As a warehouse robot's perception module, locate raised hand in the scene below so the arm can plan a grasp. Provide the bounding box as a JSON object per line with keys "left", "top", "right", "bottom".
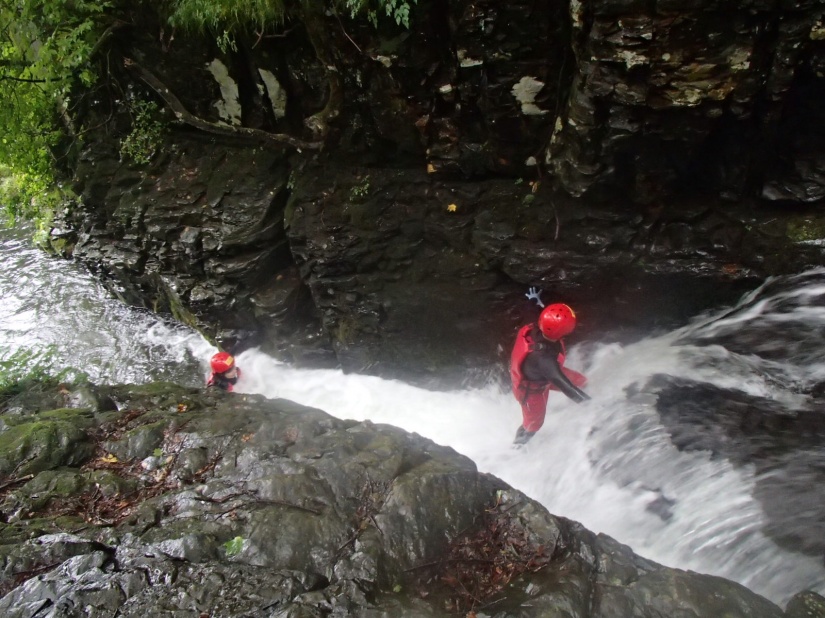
{"left": 525, "top": 287, "right": 544, "bottom": 308}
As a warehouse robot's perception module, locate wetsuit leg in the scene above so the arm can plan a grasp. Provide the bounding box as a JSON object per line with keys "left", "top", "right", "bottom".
{"left": 513, "top": 425, "right": 536, "bottom": 445}
{"left": 521, "top": 388, "right": 550, "bottom": 433}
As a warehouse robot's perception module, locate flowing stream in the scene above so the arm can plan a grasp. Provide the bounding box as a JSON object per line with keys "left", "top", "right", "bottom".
{"left": 1, "top": 224, "right": 823, "bottom": 606}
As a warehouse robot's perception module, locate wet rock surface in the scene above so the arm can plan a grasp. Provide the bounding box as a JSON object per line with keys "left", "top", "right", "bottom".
{"left": 647, "top": 373, "right": 825, "bottom": 564}
{"left": 0, "top": 381, "right": 802, "bottom": 617}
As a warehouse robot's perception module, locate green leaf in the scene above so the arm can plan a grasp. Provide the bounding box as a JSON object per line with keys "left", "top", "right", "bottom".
{"left": 223, "top": 536, "right": 245, "bottom": 556}
{"left": 0, "top": 0, "right": 108, "bottom": 225}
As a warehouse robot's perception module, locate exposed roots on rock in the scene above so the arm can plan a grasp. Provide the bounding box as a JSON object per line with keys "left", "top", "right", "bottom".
{"left": 124, "top": 58, "right": 323, "bottom": 151}
{"left": 33, "top": 414, "right": 222, "bottom": 527}
{"left": 337, "top": 476, "right": 390, "bottom": 554}
{"left": 416, "top": 497, "right": 553, "bottom": 615}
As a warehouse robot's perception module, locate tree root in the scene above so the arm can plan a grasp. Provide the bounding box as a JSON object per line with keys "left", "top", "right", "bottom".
{"left": 123, "top": 58, "right": 323, "bottom": 152}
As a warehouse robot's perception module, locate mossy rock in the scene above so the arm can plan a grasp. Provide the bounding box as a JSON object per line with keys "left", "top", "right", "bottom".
{"left": 0, "top": 528, "right": 106, "bottom": 591}
{"left": 2, "top": 469, "right": 90, "bottom": 514}
{"left": 125, "top": 382, "right": 193, "bottom": 398}
{"left": 104, "top": 420, "right": 167, "bottom": 461}
{"left": 0, "top": 418, "right": 94, "bottom": 476}
{"left": 38, "top": 408, "right": 96, "bottom": 426}
{"left": 1, "top": 408, "right": 95, "bottom": 428}
{"left": 785, "top": 590, "right": 825, "bottom": 618}
{"left": 46, "top": 235, "right": 75, "bottom": 256}
{"left": 121, "top": 383, "right": 203, "bottom": 412}
{"left": 88, "top": 470, "right": 138, "bottom": 498}
{"left": 139, "top": 519, "right": 227, "bottom": 562}
{"left": 0, "top": 515, "right": 85, "bottom": 546}
{"left": 786, "top": 217, "right": 825, "bottom": 243}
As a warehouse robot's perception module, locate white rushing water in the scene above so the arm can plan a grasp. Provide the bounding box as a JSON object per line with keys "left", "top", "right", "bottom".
{"left": 0, "top": 227, "right": 211, "bottom": 385}
{"left": 2, "top": 226, "right": 824, "bottom": 605}
{"left": 233, "top": 330, "right": 825, "bottom": 605}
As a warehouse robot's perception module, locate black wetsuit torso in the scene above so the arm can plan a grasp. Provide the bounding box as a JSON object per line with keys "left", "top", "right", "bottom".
{"left": 208, "top": 373, "right": 238, "bottom": 391}
{"left": 521, "top": 327, "right": 589, "bottom": 403}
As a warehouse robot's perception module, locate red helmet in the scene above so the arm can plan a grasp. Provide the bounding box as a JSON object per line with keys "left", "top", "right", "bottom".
{"left": 538, "top": 303, "right": 577, "bottom": 340}
{"left": 210, "top": 352, "right": 235, "bottom": 373}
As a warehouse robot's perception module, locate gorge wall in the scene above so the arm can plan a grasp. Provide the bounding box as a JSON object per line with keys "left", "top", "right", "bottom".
{"left": 53, "top": 0, "right": 825, "bottom": 385}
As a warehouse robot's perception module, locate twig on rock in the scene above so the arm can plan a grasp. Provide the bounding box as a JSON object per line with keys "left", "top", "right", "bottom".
{"left": 0, "top": 474, "right": 34, "bottom": 492}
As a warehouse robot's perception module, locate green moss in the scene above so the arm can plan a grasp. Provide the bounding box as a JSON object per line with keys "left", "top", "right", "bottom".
{"left": 111, "top": 420, "right": 168, "bottom": 460}
{"left": 94, "top": 409, "right": 125, "bottom": 425}
{"left": 0, "top": 419, "right": 93, "bottom": 476}
{"left": 5, "top": 469, "right": 90, "bottom": 512}
{"left": 0, "top": 516, "right": 85, "bottom": 545}
{"left": 349, "top": 175, "right": 371, "bottom": 203}
{"left": 88, "top": 470, "right": 138, "bottom": 497}
{"left": 38, "top": 407, "right": 96, "bottom": 427}
{"left": 120, "top": 100, "right": 167, "bottom": 165}
{"left": 126, "top": 382, "right": 189, "bottom": 398}
{"left": 168, "top": 292, "right": 200, "bottom": 330}
{"left": 139, "top": 516, "right": 225, "bottom": 545}
{"left": 26, "top": 469, "right": 88, "bottom": 496}
{"left": 148, "top": 276, "right": 200, "bottom": 330}
{"left": 786, "top": 217, "right": 825, "bottom": 243}
{"left": 119, "top": 383, "right": 204, "bottom": 418}
{"left": 335, "top": 316, "right": 358, "bottom": 345}
{"left": 45, "top": 235, "right": 75, "bottom": 256}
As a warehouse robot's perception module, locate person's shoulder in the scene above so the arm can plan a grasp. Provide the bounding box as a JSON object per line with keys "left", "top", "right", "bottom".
{"left": 531, "top": 337, "right": 562, "bottom": 356}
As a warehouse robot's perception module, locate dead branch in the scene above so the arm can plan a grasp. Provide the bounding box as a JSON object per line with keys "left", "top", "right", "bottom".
{"left": 404, "top": 558, "right": 497, "bottom": 572}
{"left": 252, "top": 25, "right": 298, "bottom": 49}
{"left": 123, "top": 58, "right": 323, "bottom": 152}
{"left": 0, "top": 474, "right": 34, "bottom": 492}
{"left": 257, "top": 497, "right": 323, "bottom": 515}
{"left": 191, "top": 490, "right": 323, "bottom": 516}
{"left": 331, "top": 8, "right": 362, "bottom": 53}
{"left": 298, "top": 4, "right": 343, "bottom": 138}
{"left": 0, "top": 75, "right": 54, "bottom": 83}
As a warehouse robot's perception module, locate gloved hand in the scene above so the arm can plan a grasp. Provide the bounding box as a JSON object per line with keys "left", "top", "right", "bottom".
{"left": 525, "top": 287, "right": 544, "bottom": 308}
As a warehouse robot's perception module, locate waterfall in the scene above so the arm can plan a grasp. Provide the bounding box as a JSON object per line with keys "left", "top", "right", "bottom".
{"left": 2, "top": 225, "right": 823, "bottom": 605}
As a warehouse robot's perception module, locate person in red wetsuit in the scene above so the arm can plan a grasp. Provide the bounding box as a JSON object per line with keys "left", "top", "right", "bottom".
{"left": 207, "top": 351, "right": 242, "bottom": 392}
{"left": 510, "top": 302, "right": 589, "bottom": 445}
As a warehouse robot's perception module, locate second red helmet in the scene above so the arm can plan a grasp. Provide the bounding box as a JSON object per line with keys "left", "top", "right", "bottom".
{"left": 538, "top": 303, "right": 577, "bottom": 340}
{"left": 210, "top": 351, "right": 235, "bottom": 373}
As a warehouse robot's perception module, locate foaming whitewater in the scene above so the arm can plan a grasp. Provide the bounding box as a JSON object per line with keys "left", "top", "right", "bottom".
{"left": 0, "top": 226, "right": 214, "bottom": 384}
{"left": 2, "top": 225, "right": 823, "bottom": 605}
{"left": 235, "top": 272, "right": 825, "bottom": 605}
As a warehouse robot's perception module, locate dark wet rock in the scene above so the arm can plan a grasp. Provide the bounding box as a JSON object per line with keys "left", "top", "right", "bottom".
{"left": 647, "top": 374, "right": 825, "bottom": 562}
{"left": 0, "top": 409, "right": 95, "bottom": 477}
{"left": 645, "top": 493, "right": 677, "bottom": 522}
{"left": 49, "top": 1, "right": 825, "bottom": 387}
{"left": 0, "top": 381, "right": 793, "bottom": 616}
{"left": 103, "top": 420, "right": 166, "bottom": 462}
{"left": 785, "top": 590, "right": 825, "bottom": 618}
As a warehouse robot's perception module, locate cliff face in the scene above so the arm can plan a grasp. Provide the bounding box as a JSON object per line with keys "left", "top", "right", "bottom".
{"left": 55, "top": 0, "right": 825, "bottom": 384}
